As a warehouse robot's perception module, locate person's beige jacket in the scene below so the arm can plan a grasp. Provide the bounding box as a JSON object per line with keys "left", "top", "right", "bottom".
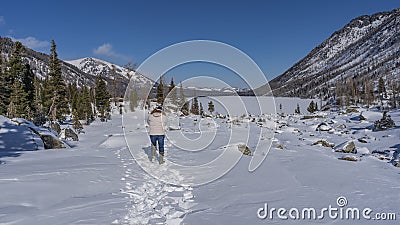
{"left": 147, "top": 112, "right": 167, "bottom": 135}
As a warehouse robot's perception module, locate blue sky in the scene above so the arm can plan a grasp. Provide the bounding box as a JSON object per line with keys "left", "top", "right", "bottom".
{"left": 0, "top": 0, "right": 398, "bottom": 87}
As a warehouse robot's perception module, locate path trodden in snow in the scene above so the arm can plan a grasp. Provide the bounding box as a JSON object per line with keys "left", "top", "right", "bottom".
{"left": 118, "top": 156, "right": 195, "bottom": 225}
{"left": 119, "top": 106, "right": 274, "bottom": 224}
{"left": 119, "top": 110, "right": 197, "bottom": 224}
{"left": 122, "top": 109, "right": 274, "bottom": 187}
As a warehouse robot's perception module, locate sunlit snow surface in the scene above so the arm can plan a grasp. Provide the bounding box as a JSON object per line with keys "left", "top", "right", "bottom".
{"left": 1, "top": 97, "right": 400, "bottom": 224}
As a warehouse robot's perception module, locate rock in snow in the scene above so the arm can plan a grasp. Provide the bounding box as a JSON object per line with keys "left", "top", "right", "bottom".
{"left": 334, "top": 141, "right": 357, "bottom": 154}
{"left": 237, "top": 144, "right": 253, "bottom": 156}
{"left": 316, "top": 122, "right": 334, "bottom": 132}
{"left": 1, "top": 116, "right": 67, "bottom": 150}
{"left": 60, "top": 127, "right": 79, "bottom": 141}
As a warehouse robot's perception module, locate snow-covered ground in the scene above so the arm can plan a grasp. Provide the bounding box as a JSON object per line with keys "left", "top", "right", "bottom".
{"left": 1, "top": 97, "right": 400, "bottom": 224}
{"left": 0, "top": 114, "right": 128, "bottom": 224}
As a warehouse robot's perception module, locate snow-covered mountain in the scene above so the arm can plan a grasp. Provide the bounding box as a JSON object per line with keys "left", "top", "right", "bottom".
{"left": 0, "top": 37, "right": 156, "bottom": 96}
{"left": 268, "top": 8, "right": 400, "bottom": 97}
{"left": 0, "top": 37, "right": 249, "bottom": 97}
{"left": 66, "top": 57, "right": 154, "bottom": 96}
{"left": 66, "top": 57, "right": 152, "bottom": 86}
{"left": 0, "top": 36, "right": 101, "bottom": 88}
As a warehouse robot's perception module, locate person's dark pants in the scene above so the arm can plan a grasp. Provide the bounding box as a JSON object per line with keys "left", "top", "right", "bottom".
{"left": 150, "top": 135, "right": 165, "bottom": 155}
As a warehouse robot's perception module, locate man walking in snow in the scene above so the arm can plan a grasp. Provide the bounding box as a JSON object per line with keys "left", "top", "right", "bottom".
{"left": 147, "top": 106, "right": 167, "bottom": 164}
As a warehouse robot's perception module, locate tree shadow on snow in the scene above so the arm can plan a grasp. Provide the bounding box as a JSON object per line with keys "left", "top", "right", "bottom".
{"left": 0, "top": 120, "right": 38, "bottom": 162}
{"left": 0, "top": 152, "right": 22, "bottom": 165}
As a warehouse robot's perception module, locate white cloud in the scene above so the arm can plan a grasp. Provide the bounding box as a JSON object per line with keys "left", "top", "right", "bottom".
{"left": 93, "top": 43, "right": 131, "bottom": 61}
{"left": 0, "top": 16, "right": 5, "bottom": 25}
{"left": 11, "top": 36, "right": 50, "bottom": 50}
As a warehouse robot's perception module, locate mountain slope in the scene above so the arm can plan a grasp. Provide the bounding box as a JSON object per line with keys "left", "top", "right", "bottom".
{"left": 65, "top": 57, "right": 153, "bottom": 96}
{"left": 0, "top": 36, "right": 99, "bottom": 87}
{"left": 268, "top": 8, "right": 400, "bottom": 98}
{"left": 0, "top": 37, "right": 135, "bottom": 95}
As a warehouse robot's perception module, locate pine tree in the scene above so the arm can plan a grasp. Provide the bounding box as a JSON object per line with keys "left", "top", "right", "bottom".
{"left": 190, "top": 97, "right": 199, "bottom": 115}
{"left": 377, "top": 77, "right": 386, "bottom": 109}
{"left": 208, "top": 101, "right": 215, "bottom": 114}
{"left": 156, "top": 77, "right": 164, "bottom": 105}
{"left": 362, "top": 78, "right": 374, "bottom": 108}
{"left": 32, "top": 76, "right": 46, "bottom": 125}
{"left": 81, "top": 85, "right": 93, "bottom": 124}
{"left": 47, "top": 40, "right": 70, "bottom": 121}
{"left": 76, "top": 90, "right": 85, "bottom": 119}
{"left": 1, "top": 42, "right": 23, "bottom": 114}
{"left": 199, "top": 102, "right": 204, "bottom": 117}
{"left": 181, "top": 102, "right": 189, "bottom": 116}
{"left": 0, "top": 42, "right": 7, "bottom": 115}
{"left": 378, "top": 77, "right": 386, "bottom": 100}
{"left": 95, "top": 75, "right": 111, "bottom": 122}
{"left": 0, "top": 76, "right": 6, "bottom": 115}
{"left": 7, "top": 79, "right": 28, "bottom": 118}
{"left": 72, "top": 109, "right": 83, "bottom": 134}
{"left": 168, "top": 77, "right": 177, "bottom": 105}
{"left": 67, "top": 83, "right": 78, "bottom": 110}
{"left": 7, "top": 101, "right": 16, "bottom": 118}
{"left": 307, "top": 101, "right": 316, "bottom": 113}
{"left": 4, "top": 42, "right": 35, "bottom": 119}
{"left": 169, "top": 77, "right": 175, "bottom": 92}
{"left": 295, "top": 103, "right": 301, "bottom": 114}
{"left": 23, "top": 64, "right": 35, "bottom": 103}
{"left": 41, "top": 76, "right": 52, "bottom": 113}
{"left": 393, "top": 82, "right": 398, "bottom": 109}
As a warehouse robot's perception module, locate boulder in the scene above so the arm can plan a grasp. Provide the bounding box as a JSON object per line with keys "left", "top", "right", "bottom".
{"left": 335, "top": 141, "right": 356, "bottom": 154}
{"left": 359, "top": 113, "right": 366, "bottom": 121}
{"left": 346, "top": 108, "right": 359, "bottom": 113}
{"left": 60, "top": 127, "right": 79, "bottom": 141}
{"left": 357, "top": 147, "right": 370, "bottom": 155}
{"left": 301, "top": 115, "right": 325, "bottom": 120}
{"left": 316, "top": 122, "right": 333, "bottom": 132}
{"left": 28, "top": 127, "right": 66, "bottom": 149}
{"left": 336, "top": 124, "right": 346, "bottom": 130}
{"left": 312, "top": 140, "right": 335, "bottom": 148}
{"left": 358, "top": 138, "right": 368, "bottom": 143}
{"left": 40, "top": 134, "right": 66, "bottom": 149}
{"left": 350, "top": 113, "right": 366, "bottom": 121}
{"left": 238, "top": 144, "right": 253, "bottom": 156}
{"left": 338, "top": 155, "right": 359, "bottom": 162}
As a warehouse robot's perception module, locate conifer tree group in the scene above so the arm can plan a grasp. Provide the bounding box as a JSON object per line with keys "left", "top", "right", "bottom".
{"left": 94, "top": 74, "right": 111, "bottom": 122}
{"left": 0, "top": 40, "right": 112, "bottom": 127}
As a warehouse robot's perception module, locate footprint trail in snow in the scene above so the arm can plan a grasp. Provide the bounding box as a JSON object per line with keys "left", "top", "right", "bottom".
{"left": 116, "top": 144, "right": 196, "bottom": 225}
